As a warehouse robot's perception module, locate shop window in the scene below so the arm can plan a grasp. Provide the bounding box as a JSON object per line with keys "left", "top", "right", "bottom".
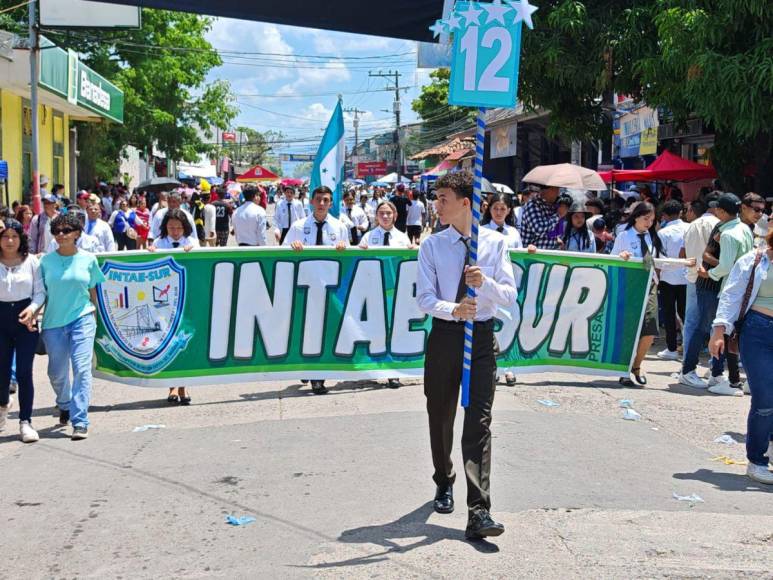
{"left": 22, "top": 105, "right": 32, "bottom": 136}
{"left": 53, "top": 112, "right": 64, "bottom": 184}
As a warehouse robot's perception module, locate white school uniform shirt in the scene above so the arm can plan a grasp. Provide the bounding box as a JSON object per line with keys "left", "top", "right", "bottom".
{"left": 282, "top": 213, "right": 350, "bottom": 247}
{"left": 149, "top": 207, "right": 198, "bottom": 245}
{"left": 483, "top": 221, "right": 523, "bottom": 249}
{"left": 657, "top": 218, "right": 690, "bottom": 285}
{"left": 231, "top": 201, "right": 268, "bottom": 246}
{"left": 203, "top": 204, "right": 216, "bottom": 238}
{"left": 343, "top": 205, "right": 369, "bottom": 232}
{"left": 611, "top": 226, "right": 655, "bottom": 258}
{"left": 85, "top": 218, "right": 117, "bottom": 252}
{"left": 406, "top": 200, "right": 425, "bottom": 226}
{"left": 417, "top": 226, "right": 517, "bottom": 322}
{"left": 0, "top": 254, "right": 46, "bottom": 311}
{"left": 684, "top": 212, "right": 720, "bottom": 283}
{"left": 46, "top": 232, "right": 104, "bottom": 254}
{"left": 153, "top": 235, "right": 198, "bottom": 249}
{"left": 361, "top": 226, "right": 411, "bottom": 247}
{"left": 275, "top": 198, "right": 306, "bottom": 230}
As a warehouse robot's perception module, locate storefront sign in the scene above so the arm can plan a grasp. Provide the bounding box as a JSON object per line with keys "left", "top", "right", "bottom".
{"left": 356, "top": 161, "right": 388, "bottom": 177}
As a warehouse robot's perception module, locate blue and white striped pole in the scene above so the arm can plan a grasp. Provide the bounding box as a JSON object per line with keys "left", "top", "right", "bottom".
{"left": 461, "top": 107, "right": 486, "bottom": 408}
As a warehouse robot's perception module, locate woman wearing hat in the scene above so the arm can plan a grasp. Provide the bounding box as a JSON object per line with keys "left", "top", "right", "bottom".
{"left": 560, "top": 199, "right": 596, "bottom": 254}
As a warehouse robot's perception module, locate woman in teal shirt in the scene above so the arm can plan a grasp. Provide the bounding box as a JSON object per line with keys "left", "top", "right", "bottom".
{"left": 39, "top": 212, "right": 106, "bottom": 440}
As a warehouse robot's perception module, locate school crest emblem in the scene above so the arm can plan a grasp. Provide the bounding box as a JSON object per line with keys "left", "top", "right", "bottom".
{"left": 96, "top": 257, "right": 192, "bottom": 375}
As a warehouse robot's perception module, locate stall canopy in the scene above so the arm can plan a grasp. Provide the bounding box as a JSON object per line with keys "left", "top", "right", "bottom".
{"left": 236, "top": 164, "right": 279, "bottom": 183}
{"left": 600, "top": 151, "right": 718, "bottom": 183}
{"left": 97, "top": 0, "right": 442, "bottom": 42}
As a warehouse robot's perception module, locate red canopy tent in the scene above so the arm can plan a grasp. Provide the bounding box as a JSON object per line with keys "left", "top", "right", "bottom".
{"left": 599, "top": 151, "right": 717, "bottom": 183}
{"left": 280, "top": 178, "right": 305, "bottom": 187}
{"left": 236, "top": 164, "right": 279, "bottom": 182}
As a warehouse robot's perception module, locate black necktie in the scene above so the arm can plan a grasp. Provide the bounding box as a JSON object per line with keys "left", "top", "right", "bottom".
{"left": 287, "top": 202, "right": 291, "bottom": 228}
{"left": 347, "top": 208, "right": 358, "bottom": 244}
{"left": 455, "top": 236, "right": 471, "bottom": 303}
{"left": 383, "top": 231, "right": 390, "bottom": 246}
{"left": 497, "top": 225, "right": 504, "bottom": 233}
{"left": 315, "top": 221, "right": 324, "bottom": 245}
{"left": 637, "top": 233, "right": 650, "bottom": 258}
{"left": 172, "top": 241, "right": 180, "bottom": 248}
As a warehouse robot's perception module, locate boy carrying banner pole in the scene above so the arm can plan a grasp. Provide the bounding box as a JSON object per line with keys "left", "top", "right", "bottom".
{"left": 416, "top": 171, "right": 517, "bottom": 540}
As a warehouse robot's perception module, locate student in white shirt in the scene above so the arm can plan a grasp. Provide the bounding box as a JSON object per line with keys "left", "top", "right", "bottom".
{"left": 612, "top": 201, "right": 669, "bottom": 387}
{"left": 85, "top": 199, "right": 117, "bottom": 252}
{"left": 342, "top": 191, "right": 369, "bottom": 245}
{"left": 416, "top": 171, "right": 516, "bottom": 541}
{"left": 0, "top": 219, "right": 45, "bottom": 442}
{"left": 359, "top": 200, "right": 412, "bottom": 249}
{"left": 656, "top": 200, "right": 691, "bottom": 360}
{"left": 149, "top": 192, "right": 198, "bottom": 246}
{"left": 231, "top": 186, "right": 268, "bottom": 247}
{"left": 406, "top": 194, "right": 426, "bottom": 244}
{"left": 481, "top": 193, "right": 523, "bottom": 249}
{"left": 148, "top": 208, "right": 196, "bottom": 405}
{"left": 283, "top": 186, "right": 348, "bottom": 394}
{"left": 274, "top": 186, "right": 305, "bottom": 244}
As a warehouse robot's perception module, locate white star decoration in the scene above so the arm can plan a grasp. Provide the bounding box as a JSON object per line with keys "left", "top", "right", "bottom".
{"left": 459, "top": 2, "right": 483, "bottom": 26}
{"left": 483, "top": 0, "right": 512, "bottom": 25}
{"left": 444, "top": 13, "right": 462, "bottom": 30}
{"left": 509, "top": 0, "right": 538, "bottom": 29}
{"left": 429, "top": 19, "right": 447, "bottom": 38}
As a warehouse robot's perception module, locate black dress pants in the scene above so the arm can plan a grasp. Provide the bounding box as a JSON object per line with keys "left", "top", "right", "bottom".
{"left": 659, "top": 281, "right": 686, "bottom": 352}
{"left": 424, "top": 318, "right": 497, "bottom": 512}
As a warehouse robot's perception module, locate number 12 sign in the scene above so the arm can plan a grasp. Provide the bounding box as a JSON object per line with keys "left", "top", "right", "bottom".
{"left": 448, "top": 1, "right": 523, "bottom": 109}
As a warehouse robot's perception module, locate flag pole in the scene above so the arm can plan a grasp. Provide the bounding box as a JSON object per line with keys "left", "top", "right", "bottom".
{"left": 461, "top": 107, "right": 486, "bottom": 408}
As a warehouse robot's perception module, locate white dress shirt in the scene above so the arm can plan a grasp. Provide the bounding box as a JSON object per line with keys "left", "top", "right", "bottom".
{"left": 417, "top": 226, "right": 517, "bottom": 321}
{"left": 275, "top": 198, "right": 306, "bottom": 231}
{"left": 483, "top": 221, "right": 523, "bottom": 248}
{"left": 658, "top": 218, "right": 689, "bottom": 285}
{"left": 361, "top": 226, "right": 411, "bottom": 247}
{"left": 0, "top": 255, "right": 46, "bottom": 311}
{"left": 684, "top": 212, "right": 719, "bottom": 283}
{"left": 611, "top": 226, "right": 655, "bottom": 258}
{"left": 203, "top": 204, "right": 216, "bottom": 238}
{"left": 231, "top": 201, "right": 268, "bottom": 246}
{"left": 149, "top": 207, "right": 198, "bottom": 245}
{"left": 343, "top": 205, "right": 369, "bottom": 241}
{"left": 153, "top": 235, "right": 198, "bottom": 249}
{"left": 406, "top": 200, "right": 425, "bottom": 226}
{"left": 85, "top": 218, "right": 117, "bottom": 252}
{"left": 282, "top": 213, "right": 350, "bottom": 247}
{"left": 46, "top": 232, "right": 104, "bottom": 254}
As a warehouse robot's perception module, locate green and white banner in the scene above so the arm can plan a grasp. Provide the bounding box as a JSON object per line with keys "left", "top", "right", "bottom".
{"left": 94, "top": 248, "right": 652, "bottom": 387}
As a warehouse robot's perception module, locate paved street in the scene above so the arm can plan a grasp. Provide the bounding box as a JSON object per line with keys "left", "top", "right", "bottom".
{"left": 2, "top": 342, "right": 772, "bottom": 579}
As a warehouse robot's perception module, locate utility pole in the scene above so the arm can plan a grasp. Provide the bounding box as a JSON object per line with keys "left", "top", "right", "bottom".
{"left": 369, "top": 70, "right": 402, "bottom": 175}
{"left": 343, "top": 107, "right": 364, "bottom": 160}
{"left": 28, "top": 0, "right": 40, "bottom": 214}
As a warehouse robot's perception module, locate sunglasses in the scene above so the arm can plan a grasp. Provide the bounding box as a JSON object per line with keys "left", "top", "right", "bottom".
{"left": 52, "top": 227, "right": 77, "bottom": 235}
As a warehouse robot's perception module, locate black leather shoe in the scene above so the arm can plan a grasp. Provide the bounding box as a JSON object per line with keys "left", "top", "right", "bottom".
{"left": 465, "top": 510, "right": 505, "bottom": 540}
{"left": 387, "top": 379, "right": 401, "bottom": 389}
{"left": 433, "top": 485, "right": 454, "bottom": 514}
{"left": 311, "top": 380, "right": 328, "bottom": 395}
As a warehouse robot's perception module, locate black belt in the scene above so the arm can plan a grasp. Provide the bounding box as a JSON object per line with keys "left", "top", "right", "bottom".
{"left": 432, "top": 318, "right": 493, "bottom": 329}
{"left": 0, "top": 298, "right": 32, "bottom": 309}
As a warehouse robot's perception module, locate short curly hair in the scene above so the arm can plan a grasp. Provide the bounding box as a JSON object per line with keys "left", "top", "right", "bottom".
{"left": 50, "top": 211, "right": 83, "bottom": 234}
{"left": 435, "top": 171, "right": 473, "bottom": 202}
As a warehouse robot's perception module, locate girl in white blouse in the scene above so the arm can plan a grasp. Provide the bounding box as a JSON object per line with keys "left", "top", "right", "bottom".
{"left": 148, "top": 209, "right": 195, "bottom": 405}
{"left": 0, "top": 219, "right": 45, "bottom": 442}
{"left": 482, "top": 194, "right": 523, "bottom": 249}
{"left": 612, "top": 202, "right": 663, "bottom": 387}
{"left": 359, "top": 201, "right": 413, "bottom": 388}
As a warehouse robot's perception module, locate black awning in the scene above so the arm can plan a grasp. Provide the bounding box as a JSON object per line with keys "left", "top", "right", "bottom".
{"left": 96, "top": 0, "right": 444, "bottom": 43}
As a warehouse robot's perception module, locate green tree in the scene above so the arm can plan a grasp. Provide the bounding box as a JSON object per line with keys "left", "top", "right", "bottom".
{"left": 223, "top": 128, "right": 284, "bottom": 167}
{"left": 1, "top": 4, "right": 238, "bottom": 183}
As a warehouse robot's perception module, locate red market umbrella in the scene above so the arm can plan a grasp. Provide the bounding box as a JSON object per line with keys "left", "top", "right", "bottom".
{"left": 236, "top": 164, "right": 279, "bottom": 182}
{"left": 600, "top": 151, "right": 718, "bottom": 183}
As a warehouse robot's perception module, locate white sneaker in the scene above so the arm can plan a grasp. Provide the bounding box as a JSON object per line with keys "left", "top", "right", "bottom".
{"left": 679, "top": 371, "right": 708, "bottom": 389}
{"left": 708, "top": 380, "right": 743, "bottom": 396}
{"left": 708, "top": 374, "right": 728, "bottom": 387}
{"left": 19, "top": 421, "right": 39, "bottom": 443}
{"left": 731, "top": 381, "right": 748, "bottom": 394}
{"left": 0, "top": 406, "right": 8, "bottom": 432}
{"left": 657, "top": 349, "right": 680, "bottom": 361}
{"left": 767, "top": 442, "right": 773, "bottom": 461}
{"left": 747, "top": 463, "right": 773, "bottom": 485}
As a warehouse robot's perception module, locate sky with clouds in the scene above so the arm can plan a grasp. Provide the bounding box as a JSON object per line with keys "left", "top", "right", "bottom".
{"left": 205, "top": 19, "right": 432, "bottom": 157}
